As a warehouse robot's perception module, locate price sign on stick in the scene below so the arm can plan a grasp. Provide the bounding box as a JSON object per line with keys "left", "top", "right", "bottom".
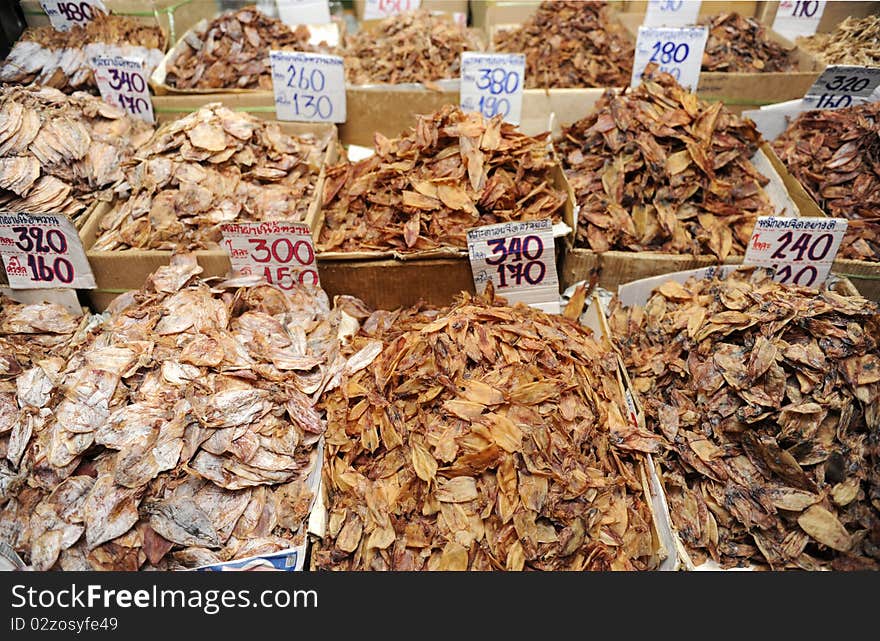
{"left": 40, "top": 0, "right": 106, "bottom": 31}
{"left": 631, "top": 26, "right": 708, "bottom": 91}
{"left": 467, "top": 219, "right": 559, "bottom": 314}
{"left": 803, "top": 65, "right": 880, "bottom": 110}
{"left": 363, "top": 0, "right": 421, "bottom": 20}
{"left": 772, "top": 0, "right": 826, "bottom": 41}
{"left": 0, "top": 213, "right": 95, "bottom": 289}
{"left": 276, "top": 0, "right": 332, "bottom": 26}
{"left": 643, "top": 1, "right": 702, "bottom": 27}
{"left": 270, "top": 51, "right": 346, "bottom": 123}
{"left": 221, "top": 222, "right": 319, "bottom": 289}
{"left": 460, "top": 53, "right": 526, "bottom": 125}
{"left": 90, "top": 55, "right": 155, "bottom": 124}
{"left": 743, "top": 217, "right": 848, "bottom": 287}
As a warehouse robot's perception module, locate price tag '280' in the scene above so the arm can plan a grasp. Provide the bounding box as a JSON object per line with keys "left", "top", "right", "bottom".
{"left": 270, "top": 51, "right": 346, "bottom": 123}
{"left": 90, "top": 55, "right": 155, "bottom": 124}
{"left": 460, "top": 52, "right": 525, "bottom": 125}
{"left": 631, "top": 25, "right": 708, "bottom": 91}
{"left": 221, "top": 221, "right": 319, "bottom": 289}
{"left": 467, "top": 219, "right": 559, "bottom": 314}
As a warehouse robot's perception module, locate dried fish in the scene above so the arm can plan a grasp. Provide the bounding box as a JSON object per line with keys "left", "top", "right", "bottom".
{"left": 313, "top": 287, "right": 663, "bottom": 571}
{"left": 798, "top": 15, "right": 880, "bottom": 67}
{"left": 92, "top": 104, "right": 328, "bottom": 251}
{"left": 701, "top": 13, "right": 796, "bottom": 73}
{"left": 1, "top": 255, "right": 351, "bottom": 569}
{"left": 0, "top": 85, "right": 153, "bottom": 224}
{"left": 165, "top": 6, "right": 332, "bottom": 90}
{"left": 0, "top": 13, "right": 166, "bottom": 94}
{"left": 492, "top": 1, "right": 634, "bottom": 89}
{"left": 773, "top": 102, "right": 880, "bottom": 262}
{"left": 557, "top": 65, "right": 774, "bottom": 258}
{"left": 318, "top": 105, "right": 565, "bottom": 253}
{"left": 342, "top": 10, "right": 482, "bottom": 85}
{"left": 610, "top": 268, "right": 880, "bottom": 570}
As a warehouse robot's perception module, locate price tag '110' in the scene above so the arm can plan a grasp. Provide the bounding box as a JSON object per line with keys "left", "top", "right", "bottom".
{"left": 270, "top": 51, "right": 346, "bottom": 123}
{"left": 632, "top": 26, "right": 708, "bottom": 91}
{"left": 772, "top": 0, "right": 826, "bottom": 41}
{"left": 40, "top": 0, "right": 106, "bottom": 31}
{"left": 467, "top": 219, "right": 559, "bottom": 314}
{"left": 460, "top": 52, "right": 525, "bottom": 125}
{"left": 743, "top": 216, "right": 847, "bottom": 288}
{"left": 221, "top": 221, "right": 319, "bottom": 289}
{"left": 90, "top": 55, "right": 155, "bottom": 124}
{"left": 642, "top": 0, "right": 702, "bottom": 27}
{"left": 0, "top": 213, "right": 95, "bottom": 289}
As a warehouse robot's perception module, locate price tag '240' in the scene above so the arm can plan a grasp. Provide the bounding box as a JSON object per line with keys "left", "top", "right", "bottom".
{"left": 270, "top": 51, "right": 346, "bottom": 123}
{"left": 631, "top": 25, "right": 708, "bottom": 91}
{"left": 460, "top": 52, "right": 526, "bottom": 125}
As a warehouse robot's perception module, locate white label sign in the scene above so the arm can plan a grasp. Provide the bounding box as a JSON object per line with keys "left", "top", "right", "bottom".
{"left": 40, "top": 0, "right": 107, "bottom": 31}
{"left": 771, "top": 0, "right": 826, "bottom": 41}
{"left": 460, "top": 52, "right": 526, "bottom": 125}
{"left": 269, "top": 51, "right": 346, "bottom": 123}
{"left": 803, "top": 65, "right": 880, "bottom": 110}
{"left": 743, "top": 216, "right": 848, "bottom": 288}
{"left": 0, "top": 213, "right": 95, "bottom": 290}
{"left": 90, "top": 55, "right": 155, "bottom": 124}
{"left": 276, "top": 0, "right": 331, "bottom": 26}
{"left": 363, "top": 0, "right": 421, "bottom": 20}
{"left": 221, "top": 221, "right": 320, "bottom": 289}
{"left": 643, "top": 0, "right": 701, "bottom": 27}
{"left": 467, "top": 219, "right": 559, "bottom": 314}
{"left": 632, "top": 26, "right": 708, "bottom": 91}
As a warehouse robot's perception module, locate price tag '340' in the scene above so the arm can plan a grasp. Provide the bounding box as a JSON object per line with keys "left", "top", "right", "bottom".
{"left": 90, "top": 55, "right": 155, "bottom": 124}
{"left": 270, "top": 51, "right": 346, "bottom": 123}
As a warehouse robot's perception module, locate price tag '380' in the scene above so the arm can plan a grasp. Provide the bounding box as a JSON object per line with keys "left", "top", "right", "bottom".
{"left": 460, "top": 52, "right": 526, "bottom": 125}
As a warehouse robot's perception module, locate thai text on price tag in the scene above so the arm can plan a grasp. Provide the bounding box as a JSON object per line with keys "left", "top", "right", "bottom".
{"left": 221, "top": 221, "right": 319, "bottom": 289}
{"left": 40, "top": 0, "right": 106, "bottom": 31}
{"left": 363, "top": 0, "right": 421, "bottom": 20}
{"left": 460, "top": 52, "right": 525, "bottom": 125}
{"left": 803, "top": 65, "right": 880, "bottom": 110}
{"left": 743, "top": 216, "right": 847, "bottom": 287}
{"left": 467, "top": 219, "right": 559, "bottom": 314}
{"left": 270, "top": 51, "right": 346, "bottom": 123}
{"left": 0, "top": 213, "right": 95, "bottom": 290}
{"left": 276, "top": 0, "right": 331, "bottom": 26}
{"left": 642, "top": 0, "right": 701, "bottom": 27}
{"left": 632, "top": 26, "right": 708, "bottom": 91}
{"left": 771, "top": 0, "right": 826, "bottom": 41}
{"left": 90, "top": 54, "right": 155, "bottom": 124}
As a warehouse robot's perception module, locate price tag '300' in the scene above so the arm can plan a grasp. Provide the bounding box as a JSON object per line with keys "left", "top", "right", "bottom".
{"left": 460, "top": 52, "right": 526, "bottom": 125}
{"left": 221, "top": 221, "right": 319, "bottom": 289}
{"left": 632, "top": 25, "right": 708, "bottom": 91}
{"left": 270, "top": 51, "right": 346, "bottom": 123}
{"left": 90, "top": 55, "right": 155, "bottom": 124}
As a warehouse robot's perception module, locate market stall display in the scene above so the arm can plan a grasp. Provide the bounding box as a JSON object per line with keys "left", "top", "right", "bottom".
{"left": 797, "top": 14, "right": 880, "bottom": 66}
{"left": 0, "top": 13, "right": 166, "bottom": 94}
{"left": 773, "top": 102, "right": 880, "bottom": 262}
{"left": 492, "top": 0, "right": 634, "bottom": 89}
{"left": 0, "top": 85, "right": 153, "bottom": 225}
{"left": 313, "top": 288, "right": 665, "bottom": 571}
{"left": 701, "top": 12, "right": 796, "bottom": 73}
{"left": 318, "top": 105, "right": 565, "bottom": 253}
{"left": 91, "top": 104, "right": 330, "bottom": 251}
{"left": 610, "top": 268, "right": 880, "bottom": 570}
{"left": 0, "top": 256, "right": 349, "bottom": 570}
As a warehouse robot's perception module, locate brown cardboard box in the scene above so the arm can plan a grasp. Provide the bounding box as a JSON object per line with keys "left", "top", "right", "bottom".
{"left": 757, "top": 1, "right": 880, "bottom": 33}
{"left": 18, "top": 0, "right": 216, "bottom": 47}
{"left": 79, "top": 121, "right": 338, "bottom": 311}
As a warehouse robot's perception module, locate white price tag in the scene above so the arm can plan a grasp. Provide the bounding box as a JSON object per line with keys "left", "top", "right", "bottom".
{"left": 221, "top": 221, "right": 319, "bottom": 289}
{"left": 276, "top": 0, "right": 331, "bottom": 26}
{"left": 743, "top": 216, "right": 847, "bottom": 288}
{"left": 467, "top": 219, "right": 559, "bottom": 314}
{"left": 0, "top": 213, "right": 95, "bottom": 290}
{"left": 90, "top": 55, "right": 155, "bottom": 124}
{"left": 803, "top": 65, "right": 880, "bottom": 110}
{"left": 771, "top": 0, "right": 826, "bottom": 42}
{"left": 460, "top": 52, "right": 525, "bottom": 125}
{"left": 642, "top": 0, "right": 701, "bottom": 27}
{"left": 39, "top": 0, "right": 106, "bottom": 31}
{"left": 363, "top": 0, "right": 421, "bottom": 20}
{"left": 632, "top": 26, "right": 708, "bottom": 91}
{"left": 270, "top": 51, "right": 346, "bottom": 123}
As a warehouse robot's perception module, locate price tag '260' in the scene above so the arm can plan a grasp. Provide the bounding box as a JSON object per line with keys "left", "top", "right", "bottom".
{"left": 270, "top": 51, "right": 346, "bottom": 123}
{"left": 460, "top": 52, "right": 525, "bottom": 125}
{"left": 632, "top": 25, "right": 708, "bottom": 91}
{"left": 90, "top": 55, "right": 155, "bottom": 124}
{"left": 467, "top": 219, "right": 559, "bottom": 314}
{"left": 221, "top": 221, "right": 319, "bottom": 289}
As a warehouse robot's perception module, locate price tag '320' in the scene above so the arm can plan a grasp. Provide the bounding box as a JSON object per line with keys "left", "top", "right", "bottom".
{"left": 460, "top": 52, "right": 526, "bottom": 125}
{"left": 221, "top": 221, "right": 319, "bottom": 289}
{"left": 270, "top": 51, "right": 346, "bottom": 123}
{"left": 632, "top": 25, "right": 708, "bottom": 91}
{"left": 90, "top": 54, "right": 155, "bottom": 124}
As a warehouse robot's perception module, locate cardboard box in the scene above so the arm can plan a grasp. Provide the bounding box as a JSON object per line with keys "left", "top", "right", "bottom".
{"left": 757, "top": 1, "right": 880, "bottom": 33}
{"left": 18, "top": 0, "right": 216, "bottom": 48}
{"left": 79, "top": 121, "right": 338, "bottom": 311}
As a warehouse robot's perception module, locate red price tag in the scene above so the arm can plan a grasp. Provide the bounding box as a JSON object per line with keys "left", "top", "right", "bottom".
{"left": 221, "top": 222, "right": 319, "bottom": 289}
{"left": 0, "top": 213, "right": 95, "bottom": 289}
{"left": 363, "top": 0, "right": 421, "bottom": 20}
